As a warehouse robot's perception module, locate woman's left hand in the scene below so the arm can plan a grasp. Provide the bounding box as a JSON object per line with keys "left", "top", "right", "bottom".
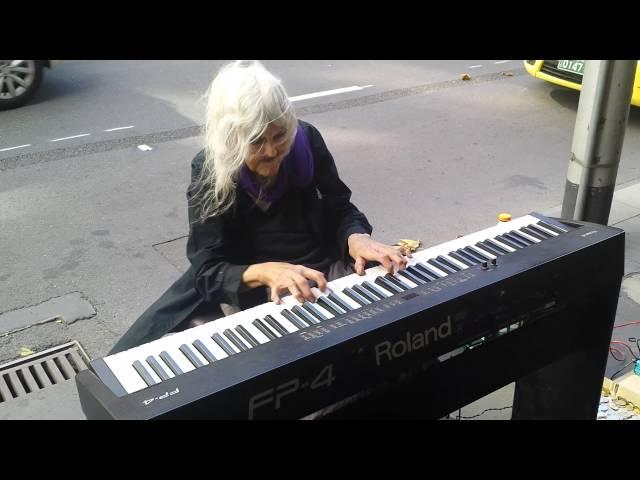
{"left": 347, "top": 233, "right": 412, "bottom": 275}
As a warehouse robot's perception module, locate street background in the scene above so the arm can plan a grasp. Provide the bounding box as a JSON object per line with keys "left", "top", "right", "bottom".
{"left": 2, "top": 60, "right": 640, "bottom": 418}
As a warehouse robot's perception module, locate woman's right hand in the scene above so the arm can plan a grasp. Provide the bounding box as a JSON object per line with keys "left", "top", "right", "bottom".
{"left": 242, "top": 262, "right": 328, "bottom": 304}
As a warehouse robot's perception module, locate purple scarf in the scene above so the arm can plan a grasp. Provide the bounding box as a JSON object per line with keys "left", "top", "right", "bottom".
{"left": 239, "top": 126, "right": 314, "bottom": 205}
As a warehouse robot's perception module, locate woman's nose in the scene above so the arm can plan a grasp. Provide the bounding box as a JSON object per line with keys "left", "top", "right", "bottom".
{"left": 264, "top": 140, "right": 278, "bottom": 158}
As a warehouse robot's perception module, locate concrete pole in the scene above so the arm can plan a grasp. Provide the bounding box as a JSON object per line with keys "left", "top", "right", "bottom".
{"left": 561, "top": 60, "right": 636, "bottom": 225}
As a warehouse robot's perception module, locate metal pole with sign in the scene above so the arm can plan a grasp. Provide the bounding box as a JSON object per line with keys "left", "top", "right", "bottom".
{"left": 560, "top": 60, "right": 636, "bottom": 225}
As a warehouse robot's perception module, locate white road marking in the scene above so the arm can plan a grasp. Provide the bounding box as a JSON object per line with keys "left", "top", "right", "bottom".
{"left": 494, "top": 60, "right": 511, "bottom": 64}
{"left": 13, "top": 85, "right": 377, "bottom": 150}
{"left": 0, "top": 144, "right": 31, "bottom": 152}
{"left": 469, "top": 65, "right": 483, "bottom": 69}
{"left": 104, "top": 125, "right": 134, "bottom": 132}
{"left": 289, "top": 85, "right": 373, "bottom": 102}
{"left": 50, "top": 133, "right": 91, "bottom": 142}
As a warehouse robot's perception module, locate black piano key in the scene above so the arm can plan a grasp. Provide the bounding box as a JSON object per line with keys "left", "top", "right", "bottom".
{"left": 316, "top": 296, "right": 343, "bottom": 316}
{"left": 362, "top": 281, "right": 388, "bottom": 299}
{"left": 193, "top": 339, "right": 218, "bottom": 362}
{"left": 132, "top": 360, "right": 158, "bottom": 387}
{"left": 501, "top": 232, "right": 528, "bottom": 248}
{"left": 179, "top": 344, "right": 205, "bottom": 368}
{"left": 302, "top": 301, "right": 330, "bottom": 321}
{"left": 414, "top": 262, "right": 443, "bottom": 279}
{"left": 384, "top": 273, "right": 411, "bottom": 290}
{"left": 375, "top": 276, "right": 403, "bottom": 294}
{"left": 528, "top": 223, "right": 555, "bottom": 238}
{"left": 253, "top": 319, "right": 278, "bottom": 340}
{"left": 476, "top": 241, "right": 503, "bottom": 257}
{"left": 224, "top": 329, "right": 249, "bottom": 352}
{"left": 495, "top": 234, "right": 522, "bottom": 250}
{"left": 456, "top": 248, "right": 482, "bottom": 264}
{"left": 159, "top": 351, "right": 183, "bottom": 376}
{"left": 509, "top": 230, "right": 535, "bottom": 245}
{"left": 427, "top": 258, "right": 456, "bottom": 274}
{"left": 211, "top": 333, "right": 237, "bottom": 356}
{"left": 406, "top": 265, "right": 434, "bottom": 281}
{"left": 146, "top": 356, "right": 171, "bottom": 381}
{"left": 436, "top": 255, "right": 463, "bottom": 272}
{"left": 537, "top": 220, "right": 567, "bottom": 234}
{"left": 264, "top": 315, "right": 289, "bottom": 336}
{"left": 448, "top": 250, "right": 475, "bottom": 266}
{"left": 343, "top": 287, "right": 371, "bottom": 306}
{"left": 465, "top": 245, "right": 492, "bottom": 260}
{"left": 520, "top": 226, "right": 547, "bottom": 241}
{"left": 292, "top": 305, "right": 320, "bottom": 324}
{"left": 397, "top": 268, "right": 426, "bottom": 285}
{"left": 236, "top": 325, "right": 260, "bottom": 347}
{"left": 353, "top": 283, "right": 380, "bottom": 302}
{"left": 328, "top": 293, "right": 354, "bottom": 312}
{"left": 281, "top": 309, "right": 308, "bottom": 329}
{"left": 484, "top": 239, "right": 511, "bottom": 254}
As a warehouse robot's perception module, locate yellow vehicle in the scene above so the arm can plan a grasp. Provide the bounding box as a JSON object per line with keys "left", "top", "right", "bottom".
{"left": 523, "top": 60, "right": 640, "bottom": 106}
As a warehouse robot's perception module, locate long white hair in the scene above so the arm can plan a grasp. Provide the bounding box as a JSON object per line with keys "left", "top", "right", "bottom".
{"left": 195, "top": 60, "right": 298, "bottom": 222}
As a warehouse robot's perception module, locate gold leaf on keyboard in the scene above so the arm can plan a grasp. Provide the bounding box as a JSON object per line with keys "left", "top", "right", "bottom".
{"left": 395, "top": 239, "right": 421, "bottom": 252}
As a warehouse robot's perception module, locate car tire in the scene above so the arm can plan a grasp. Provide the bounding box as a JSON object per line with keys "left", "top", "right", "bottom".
{"left": 0, "top": 60, "right": 44, "bottom": 111}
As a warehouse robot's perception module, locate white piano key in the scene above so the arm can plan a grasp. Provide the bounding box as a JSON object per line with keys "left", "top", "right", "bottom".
{"left": 513, "top": 228, "right": 542, "bottom": 243}
{"left": 236, "top": 316, "right": 272, "bottom": 344}
{"left": 440, "top": 254, "right": 469, "bottom": 270}
{"left": 532, "top": 221, "right": 561, "bottom": 236}
{"left": 487, "top": 237, "right": 517, "bottom": 253}
{"left": 319, "top": 285, "right": 361, "bottom": 310}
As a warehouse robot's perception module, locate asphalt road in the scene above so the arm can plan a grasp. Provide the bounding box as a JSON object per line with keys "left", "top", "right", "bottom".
{"left": 2, "top": 59, "right": 640, "bottom": 377}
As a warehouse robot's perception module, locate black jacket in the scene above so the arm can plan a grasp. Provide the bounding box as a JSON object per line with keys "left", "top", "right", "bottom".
{"left": 109, "top": 121, "right": 372, "bottom": 354}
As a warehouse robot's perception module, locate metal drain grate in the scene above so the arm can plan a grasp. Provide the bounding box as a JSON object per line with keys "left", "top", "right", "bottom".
{"left": 0, "top": 341, "right": 90, "bottom": 404}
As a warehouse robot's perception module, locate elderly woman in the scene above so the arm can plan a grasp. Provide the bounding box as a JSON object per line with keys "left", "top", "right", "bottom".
{"left": 110, "top": 60, "right": 409, "bottom": 355}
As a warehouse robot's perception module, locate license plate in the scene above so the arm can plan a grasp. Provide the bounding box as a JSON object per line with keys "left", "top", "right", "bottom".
{"left": 557, "top": 60, "right": 585, "bottom": 75}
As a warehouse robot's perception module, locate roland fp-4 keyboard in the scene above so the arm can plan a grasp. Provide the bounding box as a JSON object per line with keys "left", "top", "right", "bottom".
{"left": 76, "top": 213, "right": 624, "bottom": 419}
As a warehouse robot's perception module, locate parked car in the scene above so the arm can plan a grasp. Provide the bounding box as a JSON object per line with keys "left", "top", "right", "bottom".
{"left": 0, "top": 60, "right": 63, "bottom": 110}
{"left": 523, "top": 60, "right": 640, "bottom": 107}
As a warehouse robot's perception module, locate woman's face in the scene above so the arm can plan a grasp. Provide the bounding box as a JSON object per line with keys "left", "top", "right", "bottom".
{"left": 245, "top": 124, "right": 290, "bottom": 178}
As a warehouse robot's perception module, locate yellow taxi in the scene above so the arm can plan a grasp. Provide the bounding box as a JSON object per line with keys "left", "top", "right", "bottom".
{"left": 523, "top": 60, "right": 640, "bottom": 106}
